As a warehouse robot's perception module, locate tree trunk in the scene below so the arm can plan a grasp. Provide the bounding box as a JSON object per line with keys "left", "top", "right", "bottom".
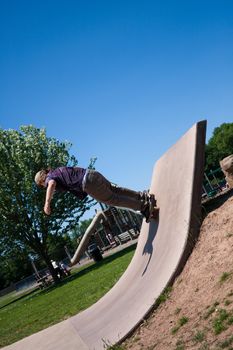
{"left": 32, "top": 242, "right": 60, "bottom": 284}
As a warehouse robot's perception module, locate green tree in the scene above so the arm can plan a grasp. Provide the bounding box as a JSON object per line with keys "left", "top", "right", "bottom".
{"left": 205, "top": 123, "right": 233, "bottom": 172}
{"left": 47, "top": 233, "right": 74, "bottom": 262}
{"left": 0, "top": 125, "right": 95, "bottom": 283}
{"left": 70, "top": 218, "right": 93, "bottom": 246}
{"left": 0, "top": 244, "right": 33, "bottom": 289}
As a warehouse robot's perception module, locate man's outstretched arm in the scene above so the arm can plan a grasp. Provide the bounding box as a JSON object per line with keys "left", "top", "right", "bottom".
{"left": 44, "top": 179, "right": 56, "bottom": 215}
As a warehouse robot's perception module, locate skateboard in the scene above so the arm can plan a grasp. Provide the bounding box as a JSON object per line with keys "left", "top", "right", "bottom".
{"left": 147, "top": 193, "right": 159, "bottom": 222}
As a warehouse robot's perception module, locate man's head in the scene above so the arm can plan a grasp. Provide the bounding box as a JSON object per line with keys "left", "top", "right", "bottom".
{"left": 34, "top": 169, "right": 49, "bottom": 188}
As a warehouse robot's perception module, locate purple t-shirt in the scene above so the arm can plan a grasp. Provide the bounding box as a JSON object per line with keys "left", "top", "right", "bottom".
{"left": 46, "top": 167, "right": 88, "bottom": 200}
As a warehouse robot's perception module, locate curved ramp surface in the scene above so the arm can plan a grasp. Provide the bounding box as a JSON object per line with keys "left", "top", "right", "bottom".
{"left": 4, "top": 121, "right": 206, "bottom": 350}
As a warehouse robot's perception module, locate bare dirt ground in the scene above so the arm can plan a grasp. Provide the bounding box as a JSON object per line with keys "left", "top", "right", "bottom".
{"left": 124, "top": 192, "right": 233, "bottom": 350}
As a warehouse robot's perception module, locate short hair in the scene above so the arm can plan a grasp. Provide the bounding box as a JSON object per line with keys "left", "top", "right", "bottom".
{"left": 34, "top": 169, "right": 48, "bottom": 186}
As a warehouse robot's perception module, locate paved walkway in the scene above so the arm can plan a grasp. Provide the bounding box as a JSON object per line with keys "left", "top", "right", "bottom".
{"left": 71, "top": 238, "right": 138, "bottom": 269}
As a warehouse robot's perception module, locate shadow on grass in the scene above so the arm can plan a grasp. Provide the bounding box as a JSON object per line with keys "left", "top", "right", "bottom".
{"left": 1, "top": 243, "right": 137, "bottom": 307}
{"left": 0, "top": 288, "right": 41, "bottom": 310}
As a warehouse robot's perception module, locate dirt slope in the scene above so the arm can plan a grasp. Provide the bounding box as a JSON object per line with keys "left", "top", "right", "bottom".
{"left": 124, "top": 192, "right": 233, "bottom": 350}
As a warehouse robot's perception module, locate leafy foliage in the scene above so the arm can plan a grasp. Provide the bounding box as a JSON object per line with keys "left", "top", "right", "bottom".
{"left": 0, "top": 244, "right": 33, "bottom": 289}
{"left": 70, "top": 218, "right": 93, "bottom": 246}
{"left": 205, "top": 123, "right": 233, "bottom": 172}
{"left": 0, "top": 125, "right": 95, "bottom": 284}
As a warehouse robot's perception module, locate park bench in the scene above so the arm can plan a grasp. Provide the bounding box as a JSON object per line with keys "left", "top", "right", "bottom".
{"left": 115, "top": 231, "right": 133, "bottom": 244}
{"left": 36, "top": 275, "right": 51, "bottom": 289}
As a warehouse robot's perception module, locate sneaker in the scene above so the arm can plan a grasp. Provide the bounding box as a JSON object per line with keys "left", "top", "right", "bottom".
{"left": 150, "top": 192, "right": 156, "bottom": 204}
{"left": 141, "top": 202, "right": 151, "bottom": 223}
{"left": 141, "top": 194, "right": 159, "bottom": 222}
{"left": 140, "top": 190, "right": 150, "bottom": 203}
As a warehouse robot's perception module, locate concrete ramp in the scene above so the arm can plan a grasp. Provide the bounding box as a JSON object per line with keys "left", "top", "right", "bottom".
{"left": 4, "top": 121, "right": 206, "bottom": 350}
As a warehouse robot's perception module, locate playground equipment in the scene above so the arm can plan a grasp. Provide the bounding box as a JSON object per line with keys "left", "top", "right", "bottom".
{"left": 70, "top": 211, "right": 107, "bottom": 266}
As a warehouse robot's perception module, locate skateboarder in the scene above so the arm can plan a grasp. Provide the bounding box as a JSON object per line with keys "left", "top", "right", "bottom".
{"left": 34, "top": 166, "right": 159, "bottom": 222}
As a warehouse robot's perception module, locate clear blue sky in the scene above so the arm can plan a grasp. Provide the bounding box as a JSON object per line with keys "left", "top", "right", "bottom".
{"left": 1, "top": 0, "right": 233, "bottom": 217}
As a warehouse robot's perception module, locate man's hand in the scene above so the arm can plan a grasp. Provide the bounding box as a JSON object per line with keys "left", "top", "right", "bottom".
{"left": 44, "top": 203, "right": 51, "bottom": 215}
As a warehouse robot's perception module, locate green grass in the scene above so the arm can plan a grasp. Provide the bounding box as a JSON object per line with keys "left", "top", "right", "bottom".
{"left": 212, "top": 308, "right": 229, "bottom": 335}
{"left": 203, "top": 302, "right": 219, "bottom": 319}
{"left": 218, "top": 335, "right": 233, "bottom": 349}
{"left": 192, "top": 330, "right": 206, "bottom": 343}
{"left": 156, "top": 286, "right": 172, "bottom": 306}
{"left": 174, "top": 307, "right": 182, "bottom": 315}
{"left": 102, "top": 337, "right": 126, "bottom": 350}
{"left": 0, "top": 287, "right": 40, "bottom": 309}
{"left": 0, "top": 245, "right": 136, "bottom": 347}
{"left": 171, "top": 316, "right": 189, "bottom": 334}
{"left": 175, "top": 339, "right": 185, "bottom": 350}
{"left": 220, "top": 271, "right": 232, "bottom": 284}
{"left": 0, "top": 291, "right": 20, "bottom": 308}
{"left": 224, "top": 299, "right": 232, "bottom": 306}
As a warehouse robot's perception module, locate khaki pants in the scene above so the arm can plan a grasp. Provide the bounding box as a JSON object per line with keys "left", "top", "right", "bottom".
{"left": 83, "top": 170, "right": 143, "bottom": 211}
